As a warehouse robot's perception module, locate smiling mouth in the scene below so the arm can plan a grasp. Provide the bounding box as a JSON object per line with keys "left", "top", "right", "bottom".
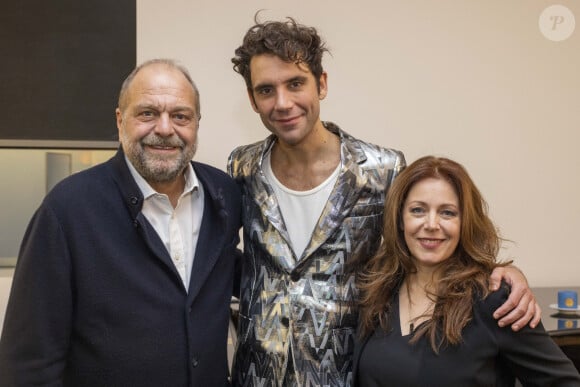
{"left": 149, "top": 145, "right": 178, "bottom": 150}
{"left": 418, "top": 238, "right": 445, "bottom": 248}
{"left": 143, "top": 142, "right": 182, "bottom": 150}
{"left": 275, "top": 115, "right": 301, "bottom": 124}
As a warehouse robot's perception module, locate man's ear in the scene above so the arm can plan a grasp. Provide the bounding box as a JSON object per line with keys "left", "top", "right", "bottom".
{"left": 247, "top": 88, "right": 259, "bottom": 113}
{"left": 318, "top": 71, "right": 328, "bottom": 100}
{"left": 115, "top": 108, "right": 123, "bottom": 135}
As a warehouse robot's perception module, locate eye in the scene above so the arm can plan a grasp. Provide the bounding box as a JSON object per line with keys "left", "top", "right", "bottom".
{"left": 440, "top": 209, "right": 458, "bottom": 218}
{"left": 289, "top": 80, "right": 303, "bottom": 89}
{"left": 138, "top": 110, "right": 156, "bottom": 120}
{"left": 256, "top": 87, "right": 272, "bottom": 96}
{"left": 173, "top": 113, "right": 192, "bottom": 124}
{"left": 409, "top": 206, "right": 425, "bottom": 215}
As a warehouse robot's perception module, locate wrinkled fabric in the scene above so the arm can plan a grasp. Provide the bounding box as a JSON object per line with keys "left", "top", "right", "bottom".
{"left": 228, "top": 123, "right": 405, "bottom": 387}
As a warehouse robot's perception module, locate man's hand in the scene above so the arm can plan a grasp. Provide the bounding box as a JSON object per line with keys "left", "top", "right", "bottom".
{"left": 489, "top": 265, "right": 541, "bottom": 331}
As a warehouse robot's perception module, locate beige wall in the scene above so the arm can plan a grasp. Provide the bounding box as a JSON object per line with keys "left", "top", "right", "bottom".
{"left": 1, "top": 1, "right": 579, "bottom": 328}
{"left": 138, "top": 0, "right": 580, "bottom": 287}
{"left": 0, "top": 269, "right": 13, "bottom": 332}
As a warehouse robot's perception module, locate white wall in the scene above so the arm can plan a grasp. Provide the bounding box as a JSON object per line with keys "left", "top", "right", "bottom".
{"left": 137, "top": 0, "right": 580, "bottom": 287}
{"left": 1, "top": 1, "right": 579, "bottom": 329}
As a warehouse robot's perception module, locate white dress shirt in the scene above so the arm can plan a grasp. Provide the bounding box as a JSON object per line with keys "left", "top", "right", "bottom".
{"left": 125, "top": 156, "right": 204, "bottom": 290}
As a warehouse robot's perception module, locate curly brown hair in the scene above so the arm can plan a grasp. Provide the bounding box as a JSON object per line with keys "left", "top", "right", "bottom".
{"left": 232, "top": 14, "right": 329, "bottom": 92}
{"left": 358, "top": 156, "right": 511, "bottom": 352}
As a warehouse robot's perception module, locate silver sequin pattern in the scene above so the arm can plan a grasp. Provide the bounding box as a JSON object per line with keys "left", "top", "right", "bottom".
{"left": 228, "top": 122, "right": 405, "bottom": 387}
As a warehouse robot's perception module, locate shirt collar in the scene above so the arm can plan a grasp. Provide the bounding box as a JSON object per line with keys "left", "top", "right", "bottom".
{"left": 124, "top": 155, "right": 199, "bottom": 199}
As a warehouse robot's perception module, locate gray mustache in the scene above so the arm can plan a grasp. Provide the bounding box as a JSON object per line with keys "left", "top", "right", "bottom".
{"left": 142, "top": 136, "right": 183, "bottom": 148}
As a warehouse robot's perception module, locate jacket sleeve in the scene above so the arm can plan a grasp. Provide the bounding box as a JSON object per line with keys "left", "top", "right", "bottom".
{"left": 0, "top": 204, "right": 71, "bottom": 386}
{"left": 481, "top": 285, "right": 580, "bottom": 386}
{"left": 226, "top": 147, "right": 245, "bottom": 299}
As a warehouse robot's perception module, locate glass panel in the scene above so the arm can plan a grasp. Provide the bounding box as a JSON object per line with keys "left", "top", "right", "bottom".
{"left": 0, "top": 148, "right": 116, "bottom": 266}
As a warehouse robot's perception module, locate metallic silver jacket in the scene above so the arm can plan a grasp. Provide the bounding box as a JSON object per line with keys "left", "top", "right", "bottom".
{"left": 228, "top": 123, "right": 405, "bottom": 387}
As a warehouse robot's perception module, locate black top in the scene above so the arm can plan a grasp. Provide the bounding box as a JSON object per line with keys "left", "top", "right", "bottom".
{"left": 354, "top": 284, "right": 580, "bottom": 386}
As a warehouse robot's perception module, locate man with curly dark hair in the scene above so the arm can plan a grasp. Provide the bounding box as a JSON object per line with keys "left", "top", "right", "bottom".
{"left": 227, "top": 15, "right": 539, "bottom": 387}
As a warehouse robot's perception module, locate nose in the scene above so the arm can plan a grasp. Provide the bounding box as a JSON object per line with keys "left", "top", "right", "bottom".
{"left": 154, "top": 113, "right": 174, "bottom": 136}
{"left": 274, "top": 89, "right": 292, "bottom": 111}
{"left": 425, "top": 212, "right": 440, "bottom": 230}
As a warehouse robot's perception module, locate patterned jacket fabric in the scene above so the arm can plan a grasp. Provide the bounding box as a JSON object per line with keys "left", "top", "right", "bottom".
{"left": 228, "top": 122, "right": 406, "bottom": 386}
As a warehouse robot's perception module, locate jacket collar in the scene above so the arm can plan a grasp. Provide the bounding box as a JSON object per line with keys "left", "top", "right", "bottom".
{"left": 109, "top": 147, "right": 231, "bottom": 297}
{"left": 110, "top": 147, "right": 145, "bottom": 221}
{"left": 188, "top": 164, "right": 230, "bottom": 299}
{"left": 298, "top": 122, "right": 369, "bottom": 263}
{"left": 252, "top": 122, "right": 370, "bottom": 265}
{"left": 110, "top": 147, "right": 229, "bottom": 222}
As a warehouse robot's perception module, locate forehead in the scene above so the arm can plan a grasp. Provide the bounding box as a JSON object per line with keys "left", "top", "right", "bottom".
{"left": 249, "top": 54, "right": 313, "bottom": 85}
{"left": 407, "top": 178, "right": 458, "bottom": 203}
{"left": 127, "top": 64, "right": 197, "bottom": 106}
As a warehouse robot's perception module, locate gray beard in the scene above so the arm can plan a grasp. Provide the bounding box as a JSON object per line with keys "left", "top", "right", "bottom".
{"left": 131, "top": 151, "right": 190, "bottom": 183}
{"left": 123, "top": 134, "right": 197, "bottom": 184}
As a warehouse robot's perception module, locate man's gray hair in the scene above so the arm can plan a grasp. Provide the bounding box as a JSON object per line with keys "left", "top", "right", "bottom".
{"left": 117, "top": 59, "right": 201, "bottom": 118}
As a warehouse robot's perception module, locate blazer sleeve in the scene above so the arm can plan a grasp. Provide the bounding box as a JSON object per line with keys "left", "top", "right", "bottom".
{"left": 480, "top": 285, "right": 580, "bottom": 386}
{"left": 0, "top": 204, "right": 71, "bottom": 386}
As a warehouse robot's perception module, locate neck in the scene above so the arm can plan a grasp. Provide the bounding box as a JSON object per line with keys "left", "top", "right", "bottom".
{"left": 409, "top": 268, "right": 438, "bottom": 289}
{"left": 402, "top": 273, "right": 436, "bottom": 334}
{"left": 270, "top": 124, "right": 340, "bottom": 191}
{"left": 405, "top": 274, "right": 433, "bottom": 300}
{"left": 149, "top": 172, "right": 186, "bottom": 208}
{"left": 272, "top": 122, "right": 339, "bottom": 165}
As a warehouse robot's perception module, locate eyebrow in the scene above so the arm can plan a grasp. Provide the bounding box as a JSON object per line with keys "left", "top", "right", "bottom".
{"left": 252, "top": 82, "right": 272, "bottom": 92}
{"left": 407, "top": 201, "right": 459, "bottom": 208}
{"left": 132, "top": 103, "right": 159, "bottom": 111}
{"left": 133, "top": 103, "right": 195, "bottom": 114}
{"left": 253, "top": 75, "right": 309, "bottom": 92}
{"left": 286, "top": 75, "right": 308, "bottom": 84}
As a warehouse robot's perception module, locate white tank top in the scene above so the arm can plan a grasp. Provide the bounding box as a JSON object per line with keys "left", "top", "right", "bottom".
{"left": 263, "top": 151, "right": 340, "bottom": 258}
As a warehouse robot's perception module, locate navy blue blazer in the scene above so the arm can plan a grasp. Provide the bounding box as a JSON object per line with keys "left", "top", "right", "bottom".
{"left": 0, "top": 149, "right": 242, "bottom": 386}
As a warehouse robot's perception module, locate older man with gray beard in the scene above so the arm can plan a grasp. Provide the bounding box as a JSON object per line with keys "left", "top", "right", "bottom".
{"left": 0, "top": 59, "right": 242, "bottom": 387}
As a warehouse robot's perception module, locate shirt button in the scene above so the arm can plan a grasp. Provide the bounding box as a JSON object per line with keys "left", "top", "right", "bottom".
{"left": 191, "top": 357, "right": 199, "bottom": 367}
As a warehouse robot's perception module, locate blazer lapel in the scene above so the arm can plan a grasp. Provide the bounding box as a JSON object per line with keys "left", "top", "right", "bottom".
{"left": 110, "top": 148, "right": 184, "bottom": 285}
{"left": 248, "top": 138, "right": 297, "bottom": 267}
{"left": 298, "top": 127, "right": 368, "bottom": 263}
{"left": 256, "top": 138, "right": 292, "bottom": 238}
{"left": 187, "top": 165, "right": 229, "bottom": 300}
{"left": 135, "top": 212, "right": 184, "bottom": 278}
